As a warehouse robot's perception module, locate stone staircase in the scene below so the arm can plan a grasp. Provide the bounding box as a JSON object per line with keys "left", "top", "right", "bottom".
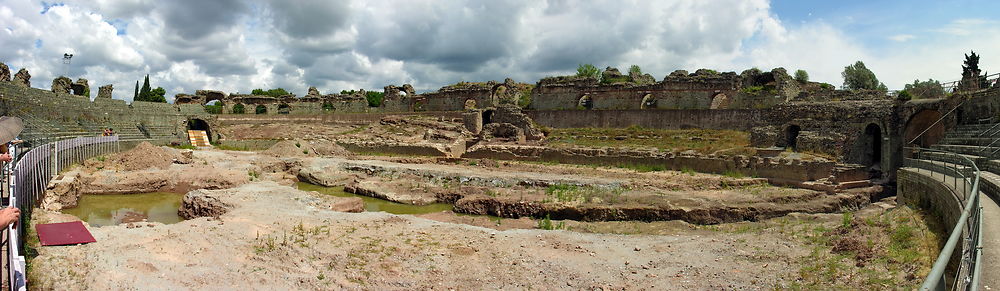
{"left": 913, "top": 122, "right": 1000, "bottom": 289}
{"left": 187, "top": 130, "right": 210, "bottom": 147}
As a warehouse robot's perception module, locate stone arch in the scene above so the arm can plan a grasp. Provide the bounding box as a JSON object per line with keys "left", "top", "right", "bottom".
{"left": 277, "top": 103, "right": 291, "bottom": 114}
{"left": 862, "top": 123, "right": 883, "bottom": 167}
{"left": 709, "top": 92, "right": 730, "bottom": 109}
{"left": 784, "top": 125, "right": 801, "bottom": 151}
{"left": 322, "top": 101, "right": 334, "bottom": 111}
{"left": 232, "top": 103, "right": 245, "bottom": 114}
{"left": 578, "top": 95, "right": 594, "bottom": 110}
{"left": 491, "top": 84, "right": 510, "bottom": 106}
{"left": 640, "top": 94, "right": 656, "bottom": 109}
{"left": 255, "top": 104, "right": 268, "bottom": 114}
{"left": 903, "top": 109, "right": 944, "bottom": 147}
{"left": 187, "top": 118, "right": 213, "bottom": 143}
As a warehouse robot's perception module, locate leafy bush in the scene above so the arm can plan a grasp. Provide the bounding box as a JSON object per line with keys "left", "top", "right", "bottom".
{"left": 601, "top": 76, "right": 630, "bottom": 84}
{"left": 629, "top": 65, "right": 642, "bottom": 75}
{"left": 794, "top": 69, "right": 809, "bottom": 82}
{"left": 819, "top": 83, "right": 835, "bottom": 90}
{"left": 251, "top": 88, "right": 291, "bottom": 97}
{"left": 576, "top": 64, "right": 600, "bottom": 79}
{"left": 365, "top": 91, "right": 385, "bottom": 107}
{"left": 897, "top": 90, "right": 913, "bottom": 101}
{"left": 231, "top": 103, "right": 245, "bottom": 114}
{"left": 903, "top": 79, "right": 945, "bottom": 99}
{"left": 204, "top": 104, "right": 223, "bottom": 114}
{"left": 255, "top": 105, "right": 267, "bottom": 114}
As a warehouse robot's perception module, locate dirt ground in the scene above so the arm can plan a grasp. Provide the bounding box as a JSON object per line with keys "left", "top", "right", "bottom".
{"left": 27, "top": 137, "right": 936, "bottom": 290}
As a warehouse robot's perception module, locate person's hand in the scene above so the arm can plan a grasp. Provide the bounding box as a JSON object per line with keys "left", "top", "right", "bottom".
{"left": 0, "top": 207, "right": 20, "bottom": 228}
{"left": 0, "top": 153, "right": 11, "bottom": 162}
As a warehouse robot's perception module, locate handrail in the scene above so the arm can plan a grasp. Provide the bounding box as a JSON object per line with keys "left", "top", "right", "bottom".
{"left": 4, "top": 135, "right": 120, "bottom": 291}
{"left": 909, "top": 101, "right": 965, "bottom": 145}
{"left": 905, "top": 147, "right": 983, "bottom": 290}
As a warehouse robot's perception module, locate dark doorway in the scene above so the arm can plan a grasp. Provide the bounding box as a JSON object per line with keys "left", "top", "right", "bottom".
{"left": 903, "top": 109, "right": 944, "bottom": 147}
{"left": 578, "top": 95, "right": 594, "bottom": 110}
{"left": 255, "top": 105, "right": 268, "bottom": 114}
{"left": 864, "top": 123, "right": 882, "bottom": 167}
{"left": 483, "top": 110, "right": 494, "bottom": 124}
{"left": 277, "top": 104, "right": 291, "bottom": 114}
{"left": 785, "top": 125, "right": 801, "bottom": 151}
{"left": 188, "top": 118, "right": 212, "bottom": 143}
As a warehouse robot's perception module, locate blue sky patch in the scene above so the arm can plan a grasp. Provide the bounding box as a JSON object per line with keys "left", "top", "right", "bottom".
{"left": 40, "top": 2, "right": 64, "bottom": 14}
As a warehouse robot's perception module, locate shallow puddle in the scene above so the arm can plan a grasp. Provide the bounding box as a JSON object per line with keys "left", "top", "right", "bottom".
{"left": 62, "top": 192, "right": 185, "bottom": 226}
{"left": 296, "top": 182, "right": 454, "bottom": 214}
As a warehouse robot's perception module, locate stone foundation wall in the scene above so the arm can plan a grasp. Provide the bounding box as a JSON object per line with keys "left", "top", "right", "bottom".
{"left": 526, "top": 109, "right": 765, "bottom": 130}
{"left": 215, "top": 111, "right": 464, "bottom": 126}
{"left": 896, "top": 168, "right": 963, "bottom": 235}
{"left": 463, "top": 144, "right": 840, "bottom": 183}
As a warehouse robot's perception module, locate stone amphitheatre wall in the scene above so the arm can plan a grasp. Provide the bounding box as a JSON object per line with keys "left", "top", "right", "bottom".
{"left": 526, "top": 109, "right": 765, "bottom": 131}
{"left": 0, "top": 79, "right": 212, "bottom": 147}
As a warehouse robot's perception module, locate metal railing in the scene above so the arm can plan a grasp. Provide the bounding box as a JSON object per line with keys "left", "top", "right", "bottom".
{"left": 4, "top": 135, "right": 119, "bottom": 291}
{"left": 904, "top": 147, "right": 983, "bottom": 290}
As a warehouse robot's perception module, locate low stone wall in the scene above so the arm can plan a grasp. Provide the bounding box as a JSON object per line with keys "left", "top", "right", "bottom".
{"left": 525, "top": 109, "right": 764, "bottom": 130}
{"left": 216, "top": 111, "right": 464, "bottom": 126}
{"left": 462, "top": 144, "right": 837, "bottom": 183}
{"left": 896, "top": 168, "right": 962, "bottom": 234}
{"left": 336, "top": 140, "right": 464, "bottom": 158}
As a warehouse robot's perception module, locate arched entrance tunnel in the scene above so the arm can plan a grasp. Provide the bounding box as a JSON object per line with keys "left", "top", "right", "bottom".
{"left": 863, "top": 123, "right": 882, "bottom": 169}
{"left": 188, "top": 118, "right": 212, "bottom": 143}
{"left": 784, "top": 125, "right": 801, "bottom": 151}
{"left": 903, "top": 109, "right": 944, "bottom": 148}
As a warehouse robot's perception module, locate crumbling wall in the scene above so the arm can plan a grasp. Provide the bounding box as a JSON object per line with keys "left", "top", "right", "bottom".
{"left": 526, "top": 109, "right": 765, "bottom": 130}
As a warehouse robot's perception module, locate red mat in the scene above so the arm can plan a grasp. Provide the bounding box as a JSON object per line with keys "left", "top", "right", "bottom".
{"left": 36, "top": 221, "right": 96, "bottom": 246}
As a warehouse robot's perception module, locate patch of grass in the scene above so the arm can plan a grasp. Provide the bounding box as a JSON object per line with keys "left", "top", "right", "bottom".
{"left": 95, "top": 156, "right": 106, "bottom": 162}
{"left": 537, "top": 214, "right": 566, "bottom": 230}
{"left": 680, "top": 166, "right": 696, "bottom": 175}
{"left": 722, "top": 170, "right": 746, "bottom": 178}
{"left": 542, "top": 183, "right": 627, "bottom": 204}
{"left": 615, "top": 163, "right": 665, "bottom": 172}
{"left": 295, "top": 142, "right": 301, "bottom": 148}
{"left": 546, "top": 126, "right": 750, "bottom": 154}
{"left": 169, "top": 144, "right": 197, "bottom": 150}
{"left": 248, "top": 170, "right": 260, "bottom": 181}
{"left": 338, "top": 125, "right": 370, "bottom": 135}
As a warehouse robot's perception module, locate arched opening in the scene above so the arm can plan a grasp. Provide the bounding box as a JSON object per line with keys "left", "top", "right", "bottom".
{"left": 232, "top": 103, "right": 245, "bottom": 114}
{"left": 188, "top": 118, "right": 212, "bottom": 143}
{"left": 255, "top": 104, "right": 268, "bottom": 114}
{"left": 784, "top": 125, "right": 801, "bottom": 151}
{"left": 863, "top": 123, "right": 882, "bottom": 168}
{"left": 578, "top": 95, "right": 593, "bottom": 110}
{"left": 204, "top": 100, "right": 223, "bottom": 114}
{"left": 640, "top": 94, "right": 656, "bottom": 109}
{"left": 465, "top": 99, "right": 477, "bottom": 110}
{"left": 322, "top": 101, "right": 334, "bottom": 111}
{"left": 709, "top": 92, "right": 730, "bottom": 109}
{"left": 483, "top": 109, "right": 494, "bottom": 124}
{"left": 903, "top": 109, "right": 944, "bottom": 147}
{"left": 277, "top": 103, "right": 291, "bottom": 115}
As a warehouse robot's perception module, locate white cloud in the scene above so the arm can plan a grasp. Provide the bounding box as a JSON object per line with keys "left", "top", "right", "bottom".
{"left": 1, "top": 0, "right": 998, "bottom": 100}
{"left": 889, "top": 34, "right": 915, "bottom": 42}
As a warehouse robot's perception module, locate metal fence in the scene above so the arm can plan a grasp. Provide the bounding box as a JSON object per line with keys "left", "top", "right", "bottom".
{"left": 4, "top": 135, "right": 119, "bottom": 291}
{"left": 905, "top": 147, "right": 984, "bottom": 290}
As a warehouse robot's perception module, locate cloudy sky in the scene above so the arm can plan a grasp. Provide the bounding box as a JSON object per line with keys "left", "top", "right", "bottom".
{"left": 1, "top": 0, "right": 999, "bottom": 102}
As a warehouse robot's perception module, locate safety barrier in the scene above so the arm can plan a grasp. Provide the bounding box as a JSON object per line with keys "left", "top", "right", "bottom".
{"left": 3, "top": 135, "right": 119, "bottom": 291}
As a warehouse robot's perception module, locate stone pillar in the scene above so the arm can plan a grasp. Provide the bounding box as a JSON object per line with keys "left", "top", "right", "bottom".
{"left": 51, "top": 76, "right": 72, "bottom": 94}
{"left": 97, "top": 84, "right": 113, "bottom": 99}
{"left": 463, "top": 109, "right": 483, "bottom": 134}
{"left": 13, "top": 68, "right": 31, "bottom": 87}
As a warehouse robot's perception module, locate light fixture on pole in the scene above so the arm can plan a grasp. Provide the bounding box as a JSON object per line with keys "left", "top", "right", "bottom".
{"left": 62, "top": 53, "right": 73, "bottom": 76}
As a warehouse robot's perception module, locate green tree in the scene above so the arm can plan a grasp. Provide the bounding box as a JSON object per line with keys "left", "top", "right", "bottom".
{"left": 365, "top": 91, "right": 385, "bottom": 107}
{"left": 149, "top": 87, "right": 167, "bottom": 102}
{"left": 629, "top": 65, "right": 642, "bottom": 75}
{"left": 576, "top": 64, "right": 600, "bottom": 79}
{"left": 251, "top": 88, "right": 291, "bottom": 97}
{"left": 903, "top": 79, "right": 945, "bottom": 99}
{"left": 138, "top": 74, "right": 151, "bottom": 101}
{"left": 841, "top": 61, "right": 885, "bottom": 91}
{"left": 794, "top": 69, "right": 809, "bottom": 82}
{"left": 231, "top": 103, "right": 245, "bottom": 114}
{"left": 133, "top": 80, "right": 139, "bottom": 100}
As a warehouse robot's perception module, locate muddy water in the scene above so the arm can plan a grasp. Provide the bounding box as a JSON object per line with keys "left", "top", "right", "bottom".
{"left": 296, "top": 182, "right": 454, "bottom": 214}
{"left": 62, "top": 192, "right": 185, "bottom": 226}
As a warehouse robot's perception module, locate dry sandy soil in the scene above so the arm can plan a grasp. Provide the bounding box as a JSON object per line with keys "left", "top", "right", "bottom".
{"left": 27, "top": 141, "right": 935, "bottom": 290}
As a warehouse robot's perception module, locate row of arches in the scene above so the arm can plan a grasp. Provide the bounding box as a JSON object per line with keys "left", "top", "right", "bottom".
{"left": 575, "top": 92, "right": 730, "bottom": 110}
{"left": 211, "top": 102, "right": 298, "bottom": 114}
